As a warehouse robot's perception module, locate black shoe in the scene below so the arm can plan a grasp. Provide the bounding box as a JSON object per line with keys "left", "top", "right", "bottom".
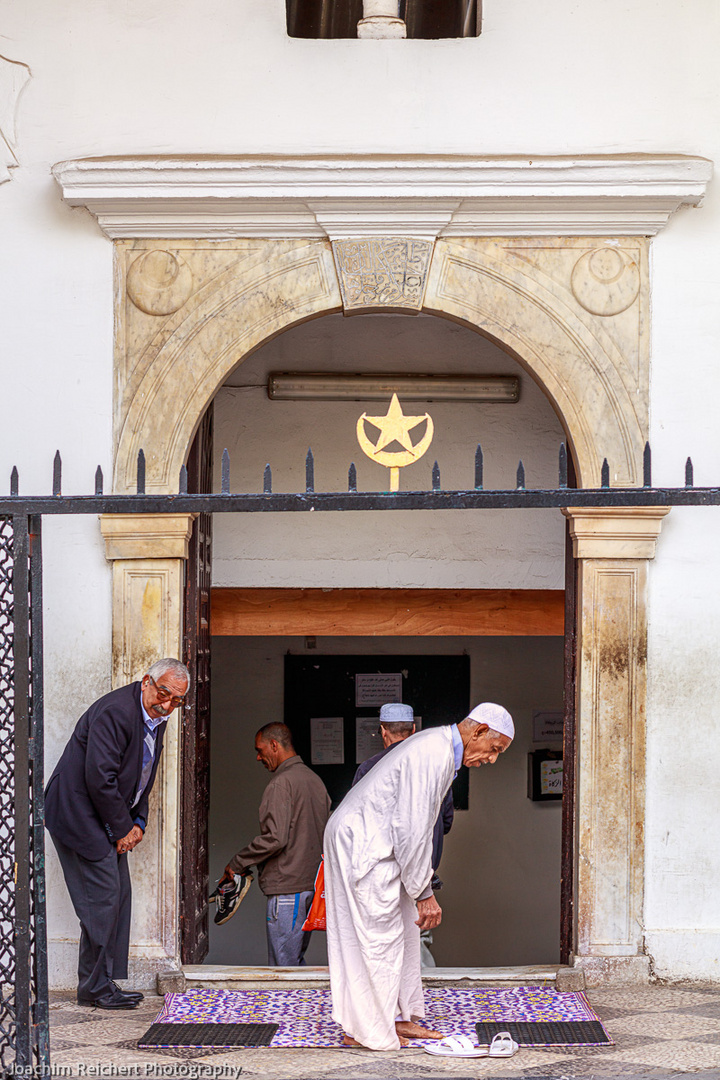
{"left": 77, "top": 988, "right": 139, "bottom": 1009}
{"left": 212, "top": 872, "right": 253, "bottom": 925}
{"left": 112, "top": 981, "right": 143, "bottom": 1002}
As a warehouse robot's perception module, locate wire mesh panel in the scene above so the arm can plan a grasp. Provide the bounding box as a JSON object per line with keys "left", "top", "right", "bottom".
{"left": 0, "top": 516, "right": 17, "bottom": 1069}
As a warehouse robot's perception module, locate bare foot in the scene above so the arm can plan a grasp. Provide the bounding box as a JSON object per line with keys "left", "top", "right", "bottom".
{"left": 395, "top": 1019, "right": 443, "bottom": 1040}
{"left": 343, "top": 1033, "right": 410, "bottom": 1048}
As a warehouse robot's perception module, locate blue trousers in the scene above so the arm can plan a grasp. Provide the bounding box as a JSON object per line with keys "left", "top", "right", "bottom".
{"left": 266, "top": 891, "right": 313, "bottom": 966}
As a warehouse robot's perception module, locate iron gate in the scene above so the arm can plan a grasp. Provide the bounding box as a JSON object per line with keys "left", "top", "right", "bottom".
{"left": 1, "top": 439, "right": 720, "bottom": 1075}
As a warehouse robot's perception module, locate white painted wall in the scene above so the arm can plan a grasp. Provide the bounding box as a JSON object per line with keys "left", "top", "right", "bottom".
{"left": 208, "top": 635, "right": 564, "bottom": 968}
{"left": 0, "top": 0, "right": 718, "bottom": 981}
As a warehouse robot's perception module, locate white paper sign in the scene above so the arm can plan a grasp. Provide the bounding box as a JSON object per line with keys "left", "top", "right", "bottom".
{"left": 355, "top": 717, "right": 383, "bottom": 764}
{"left": 310, "top": 717, "right": 344, "bottom": 765}
{"left": 540, "top": 758, "right": 563, "bottom": 796}
{"left": 355, "top": 673, "right": 403, "bottom": 707}
{"left": 533, "top": 710, "right": 564, "bottom": 744}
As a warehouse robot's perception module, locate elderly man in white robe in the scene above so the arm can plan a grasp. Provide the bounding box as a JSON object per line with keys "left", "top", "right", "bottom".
{"left": 324, "top": 701, "right": 514, "bottom": 1051}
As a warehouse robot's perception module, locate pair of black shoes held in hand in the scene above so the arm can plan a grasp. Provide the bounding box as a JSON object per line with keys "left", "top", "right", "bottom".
{"left": 78, "top": 981, "right": 144, "bottom": 1010}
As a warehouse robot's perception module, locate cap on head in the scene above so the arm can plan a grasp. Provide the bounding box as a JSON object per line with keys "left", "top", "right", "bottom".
{"left": 467, "top": 702, "right": 514, "bottom": 741}
{"left": 379, "top": 702, "right": 414, "bottom": 724}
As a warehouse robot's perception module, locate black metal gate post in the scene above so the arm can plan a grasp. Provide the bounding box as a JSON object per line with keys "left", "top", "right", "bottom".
{"left": 0, "top": 514, "right": 50, "bottom": 1077}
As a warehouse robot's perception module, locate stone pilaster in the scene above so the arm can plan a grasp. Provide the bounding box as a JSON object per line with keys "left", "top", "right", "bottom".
{"left": 563, "top": 507, "right": 670, "bottom": 986}
{"left": 100, "top": 512, "right": 196, "bottom": 986}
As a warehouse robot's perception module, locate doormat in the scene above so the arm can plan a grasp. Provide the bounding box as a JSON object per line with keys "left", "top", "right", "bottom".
{"left": 147, "top": 986, "right": 612, "bottom": 1049}
{"left": 139, "top": 1022, "right": 278, "bottom": 1049}
{"left": 476, "top": 1019, "right": 611, "bottom": 1048}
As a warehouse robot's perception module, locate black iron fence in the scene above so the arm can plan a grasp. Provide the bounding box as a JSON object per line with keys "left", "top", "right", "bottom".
{"left": 1, "top": 440, "right": 719, "bottom": 1075}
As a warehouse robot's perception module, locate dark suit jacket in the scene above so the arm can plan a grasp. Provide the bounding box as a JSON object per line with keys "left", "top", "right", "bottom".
{"left": 45, "top": 682, "right": 167, "bottom": 861}
{"left": 353, "top": 739, "right": 454, "bottom": 872}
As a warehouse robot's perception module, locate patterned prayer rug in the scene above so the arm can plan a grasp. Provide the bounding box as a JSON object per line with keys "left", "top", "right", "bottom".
{"left": 147, "top": 986, "right": 613, "bottom": 1049}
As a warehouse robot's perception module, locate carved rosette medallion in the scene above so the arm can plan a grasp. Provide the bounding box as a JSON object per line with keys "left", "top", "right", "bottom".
{"left": 126, "top": 249, "right": 193, "bottom": 316}
{"left": 571, "top": 246, "right": 641, "bottom": 317}
{"left": 332, "top": 238, "right": 433, "bottom": 313}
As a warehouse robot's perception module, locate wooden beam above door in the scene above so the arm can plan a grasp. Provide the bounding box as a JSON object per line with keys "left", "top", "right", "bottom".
{"left": 211, "top": 588, "right": 564, "bottom": 637}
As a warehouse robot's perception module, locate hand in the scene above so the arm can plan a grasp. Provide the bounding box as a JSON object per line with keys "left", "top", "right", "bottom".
{"left": 223, "top": 865, "right": 236, "bottom": 881}
{"left": 116, "top": 825, "right": 144, "bottom": 854}
{"left": 416, "top": 894, "right": 442, "bottom": 930}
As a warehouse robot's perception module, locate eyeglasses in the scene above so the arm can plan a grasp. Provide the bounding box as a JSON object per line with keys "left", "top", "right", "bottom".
{"left": 148, "top": 675, "right": 187, "bottom": 708}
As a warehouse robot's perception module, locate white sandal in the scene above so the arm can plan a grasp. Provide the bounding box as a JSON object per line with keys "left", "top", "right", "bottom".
{"left": 424, "top": 1031, "right": 519, "bottom": 1058}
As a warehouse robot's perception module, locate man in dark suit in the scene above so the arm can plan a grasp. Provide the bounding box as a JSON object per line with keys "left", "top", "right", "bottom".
{"left": 45, "top": 657, "right": 190, "bottom": 1010}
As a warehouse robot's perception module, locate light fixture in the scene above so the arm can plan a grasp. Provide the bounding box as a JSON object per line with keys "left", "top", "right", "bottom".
{"left": 267, "top": 373, "right": 520, "bottom": 402}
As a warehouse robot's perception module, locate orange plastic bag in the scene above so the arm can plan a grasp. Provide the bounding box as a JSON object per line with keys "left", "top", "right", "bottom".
{"left": 302, "top": 856, "right": 326, "bottom": 932}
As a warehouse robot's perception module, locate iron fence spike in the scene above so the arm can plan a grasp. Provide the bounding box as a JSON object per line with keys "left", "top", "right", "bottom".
{"left": 432, "top": 461, "right": 441, "bottom": 491}
{"left": 601, "top": 458, "right": 610, "bottom": 488}
{"left": 136, "top": 449, "right": 146, "bottom": 495}
{"left": 516, "top": 460, "right": 525, "bottom": 489}
{"left": 643, "top": 442, "right": 652, "bottom": 488}
{"left": 559, "top": 443, "right": 568, "bottom": 489}
{"left": 474, "top": 444, "right": 484, "bottom": 490}
{"left": 94, "top": 467, "right": 103, "bottom": 496}
{"left": 306, "top": 448, "right": 314, "bottom": 493}
{"left": 10, "top": 466, "right": 18, "bottom": 496}
{"left": 179, "top": 464, "right": 188, "bottom": 494}
{"left": 685, "top": 457, "right": 694, "bottom": 488}
{"left": 348, "top": 463, "right": 357, "bottom": 492}
{"left": 52, "top": 451, "right": 62, "bottom": 496}
{"left": 221, "top": 448, "right": 230, "bottom": 494}
{"left": 263, "top": 464, "right": 272, "bottom": 494}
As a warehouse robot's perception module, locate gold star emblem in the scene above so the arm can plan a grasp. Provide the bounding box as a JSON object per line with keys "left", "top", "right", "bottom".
{"left": 357, "top": 393, "right": 434, "bottom": 491}
{"left": 363, "top": 393, "right": 430, "bottom": 455}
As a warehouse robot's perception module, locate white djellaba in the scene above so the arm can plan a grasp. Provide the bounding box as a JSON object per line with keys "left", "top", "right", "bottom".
{"left": 323, "top": 725, "right": 455, "bottom": 1051}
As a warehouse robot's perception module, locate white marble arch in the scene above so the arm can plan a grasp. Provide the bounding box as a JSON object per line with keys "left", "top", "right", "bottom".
{"left": 113, "top": 235, "right": 648, "bottom": 494}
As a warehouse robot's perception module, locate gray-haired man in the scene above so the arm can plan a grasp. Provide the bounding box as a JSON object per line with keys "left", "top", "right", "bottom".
{"left": 45, "top": 658, "right": 190, "bottom": 1010}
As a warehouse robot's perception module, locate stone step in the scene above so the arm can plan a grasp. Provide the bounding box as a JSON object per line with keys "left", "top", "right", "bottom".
{"left": 174, "top": 963, "right": 564, "bottom": 993}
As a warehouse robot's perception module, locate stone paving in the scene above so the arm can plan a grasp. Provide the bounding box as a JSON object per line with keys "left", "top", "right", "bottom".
{"left": 46, "top": 984, "right": 720, "bottom": 1079}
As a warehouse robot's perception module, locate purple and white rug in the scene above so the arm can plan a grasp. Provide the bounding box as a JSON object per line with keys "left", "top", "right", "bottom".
{"left": 148, "top": 985, "right": 611, "bottom": 1048}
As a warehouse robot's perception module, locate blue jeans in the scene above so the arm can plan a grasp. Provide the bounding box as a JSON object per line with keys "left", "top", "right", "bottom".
{"left": 266, "top": 891, "right": 313, "bottom": 966}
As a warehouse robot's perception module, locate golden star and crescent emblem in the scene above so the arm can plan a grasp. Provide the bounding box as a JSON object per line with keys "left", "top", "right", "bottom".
{"left": 357, "top": 393, "right": 434, "bottom": 491}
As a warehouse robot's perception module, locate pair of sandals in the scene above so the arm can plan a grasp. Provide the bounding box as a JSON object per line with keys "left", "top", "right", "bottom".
{"left": 424, "top": 1031, "right": 519, "bottom": 1058}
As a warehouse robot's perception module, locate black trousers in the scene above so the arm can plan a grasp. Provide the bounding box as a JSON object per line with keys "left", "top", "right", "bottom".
{"left": 50, "top": 833, "right": 132, "bottom": 999}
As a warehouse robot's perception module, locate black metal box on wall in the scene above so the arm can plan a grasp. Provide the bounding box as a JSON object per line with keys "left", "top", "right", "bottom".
{"left": 527, "top": 749, "right": 563, "bottom": 801}
{"left": 284, "top": 654, "right": 470, "bottom": 809}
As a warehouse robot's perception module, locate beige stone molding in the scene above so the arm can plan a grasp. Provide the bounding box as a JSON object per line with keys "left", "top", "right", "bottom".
{"left": 563, "top": 506, "right": 669, "bottom": 986}
{"left": 100, "top": 513, "right": 196, "bottom": 560}
{"left": 112, "top": 237, "right": 649, "bottom": 492}
{"left": 563, "top": 507, "right": 671, "bottom": 559}
{"left": 51, "top": 154, "right": 712, "bottom": 240}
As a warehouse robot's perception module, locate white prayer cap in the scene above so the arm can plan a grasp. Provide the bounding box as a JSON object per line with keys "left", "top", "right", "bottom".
{"left": 379, "top": 703, "right": 414, "bottom": 724}
{"left": 466, "top": 702, "right": 514, "bottom": 741}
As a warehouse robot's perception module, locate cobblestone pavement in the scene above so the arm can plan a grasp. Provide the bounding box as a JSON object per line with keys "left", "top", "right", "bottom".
{"left": 46, "top": 984, "right": 720, "bottom": 1079}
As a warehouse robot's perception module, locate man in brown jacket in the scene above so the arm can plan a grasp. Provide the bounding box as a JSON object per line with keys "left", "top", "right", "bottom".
{"left": 221, "top": 722, "right": 331, "bottom": 965}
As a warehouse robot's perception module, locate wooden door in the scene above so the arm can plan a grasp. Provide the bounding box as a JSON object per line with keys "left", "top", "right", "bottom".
{"left": 180, "top": 407, "right": 213, "bottom": 964}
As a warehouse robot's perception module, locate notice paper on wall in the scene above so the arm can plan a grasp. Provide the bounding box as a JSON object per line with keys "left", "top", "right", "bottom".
{"left": 355, "top": 672, "right": 403, "bottom": 707}
{"left": 355, "top": 717, "right": 382, "bottom": 764}
{"left": 540, "top": 758, "right": 563, "bottom": 796}
{"left": 310, "top": 717, "right": 344, "bottom": 765}
{"left": 532, "top": 709, "right": 564, "bottom": 745}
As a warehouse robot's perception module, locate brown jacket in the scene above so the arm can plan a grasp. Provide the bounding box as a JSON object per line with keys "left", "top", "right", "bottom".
{"left": 229, "top": 755, "right": 330, "bottom": 895}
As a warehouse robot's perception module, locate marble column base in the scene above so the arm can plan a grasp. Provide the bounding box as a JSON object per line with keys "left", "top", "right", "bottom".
{"left": 573, "top": 954, "right": 651, "bottom": 987}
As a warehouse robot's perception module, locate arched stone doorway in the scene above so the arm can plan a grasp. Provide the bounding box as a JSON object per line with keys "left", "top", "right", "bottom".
{"left": 98, "top": 230, "right": 666, "bottom": 987}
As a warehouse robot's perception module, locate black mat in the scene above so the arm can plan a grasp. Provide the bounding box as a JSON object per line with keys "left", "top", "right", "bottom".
{"left": 476, "top": 1020, "right": 612, "bottom": 1047}
{"left": 138, "top": 1022, "right": 279, "bottom": 1048}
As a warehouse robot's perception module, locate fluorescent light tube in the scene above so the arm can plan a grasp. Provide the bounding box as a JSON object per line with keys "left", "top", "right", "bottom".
{"left": 267, "top": 373, "right": 520, "bottom": 402}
